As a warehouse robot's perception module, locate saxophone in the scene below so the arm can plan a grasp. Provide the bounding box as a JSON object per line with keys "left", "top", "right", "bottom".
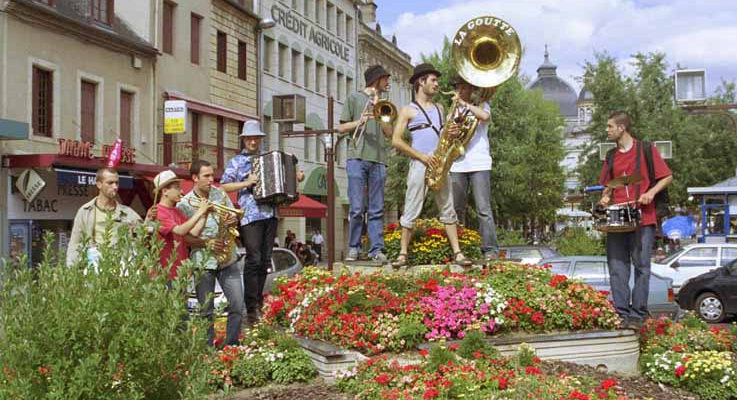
{"left": 423, "top": 15, "right": 521, "bottom": 191}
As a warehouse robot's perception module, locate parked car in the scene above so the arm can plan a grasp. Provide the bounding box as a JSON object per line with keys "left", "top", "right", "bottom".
{"left": 538, "top": 256, "right": 680, "bottom": 319}
{"left": 651, "top": 243, "right": 737, "bottom": 292}
{"left": 676, "top": 258, "right": 737, "bottom": 322}
{"left": 187, "top": 247, "right": 303, "bottom": 312}
{"left": 500, "top": 246, "right": 561, "bottom": 265}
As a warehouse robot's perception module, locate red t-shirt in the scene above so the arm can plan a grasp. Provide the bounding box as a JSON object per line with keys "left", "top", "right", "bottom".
{"left": 156, "top": 203, "right": 189, "bottom": 279}
{"left": 598, "top": 140, "right": 671, "bottom": 226}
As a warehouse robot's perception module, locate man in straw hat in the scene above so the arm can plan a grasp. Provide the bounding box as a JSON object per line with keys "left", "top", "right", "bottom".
{"left": 221, "top": 120, "right": 307, "bottom": 326}
{"left": 149, "top": 169, "right": 210, "bottom": 279}
{"left": 337, "top": 64, "right": 393, "bottom": 262}
{"left": 390, "top": 63, "right": 473, "bottom": 268}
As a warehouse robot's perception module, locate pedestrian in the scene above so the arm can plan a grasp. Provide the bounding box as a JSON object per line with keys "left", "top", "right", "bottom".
{"left": 312, "top": 229, "right": 324, "bottom": 262}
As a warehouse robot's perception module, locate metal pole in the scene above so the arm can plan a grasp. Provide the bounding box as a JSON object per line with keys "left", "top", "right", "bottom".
{"left": 327, "top": 97, "right": 335, "bottom": 271}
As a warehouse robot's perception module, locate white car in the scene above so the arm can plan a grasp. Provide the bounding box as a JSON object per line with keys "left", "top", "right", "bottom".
{"left": 651, "top": 243, "right": 737, "bottom": 292}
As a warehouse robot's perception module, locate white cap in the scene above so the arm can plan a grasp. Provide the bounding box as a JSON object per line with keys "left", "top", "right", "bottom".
{"left": 153, "top": 170, "right": 182, "bottom": 192}
{"left": 240, "top": 120, "right": 266, "bottom": 137}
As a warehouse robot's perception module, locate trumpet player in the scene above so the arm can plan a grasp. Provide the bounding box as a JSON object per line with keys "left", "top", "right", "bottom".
{"left": 390, "top": 63, "right": 473, "bottom": 268}
{"left": 149, "top": 169, "right": 209, "bottom": 279}
{"left": 449, "top": 75, "right": 499, "bottom": 262}
{"left": 338, "top": 65, "right": 394, "bottom": 262}
{"left": 178, "top": 160, "right": 244, "bottom": 347}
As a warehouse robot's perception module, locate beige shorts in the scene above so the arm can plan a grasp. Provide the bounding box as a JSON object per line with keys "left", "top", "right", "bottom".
{"left": 399, "top": 159, "right": 458, "bottom": 229}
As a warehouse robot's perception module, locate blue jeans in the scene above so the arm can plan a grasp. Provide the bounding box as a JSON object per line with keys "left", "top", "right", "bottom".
{"left": 195, "top": 264, "right": 244, "bottom": 346}
{"left": 451, "top": 170, "right": 499, "bottom": 255}
{"left": 347, "top": 159, "right": 386, "bottom": 256}
{"left": 606, "top": 225, "right": 655, "bottom": 321}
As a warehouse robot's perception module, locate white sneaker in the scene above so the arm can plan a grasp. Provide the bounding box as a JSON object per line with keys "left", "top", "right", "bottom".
{"left": 371, "top": 252, "right": 388, "bottom": 262}
{"left": 345, "top": 248, "right": 359, "bottom": 261}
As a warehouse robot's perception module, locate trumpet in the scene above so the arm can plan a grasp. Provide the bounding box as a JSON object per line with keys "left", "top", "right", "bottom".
{"left": 188, "top": 196, "right": 245, "bottom": 220}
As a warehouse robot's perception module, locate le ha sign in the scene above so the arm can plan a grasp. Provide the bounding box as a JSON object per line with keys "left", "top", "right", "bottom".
{"left": 57, "top": 139, "right": 136, "bottom": 164}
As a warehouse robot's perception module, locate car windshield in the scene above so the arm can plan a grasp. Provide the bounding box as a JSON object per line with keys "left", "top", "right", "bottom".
{"left": 659, "top": 248, "right": 686, "bottom": 264}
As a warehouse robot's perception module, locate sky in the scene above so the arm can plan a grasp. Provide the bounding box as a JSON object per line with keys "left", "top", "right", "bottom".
{"left": 375, "top": 0, "right": 737, "bottom": 95}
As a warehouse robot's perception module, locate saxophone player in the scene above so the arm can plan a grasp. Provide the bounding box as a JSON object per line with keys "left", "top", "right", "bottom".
{"left": 449, "top": 75, "right": 500, "bottom": 262}
{"left": 390, "top": 63, "right": 473, "bottom": 268}
{"left": 177, "top": 160, "right": 244, "bottom": 347}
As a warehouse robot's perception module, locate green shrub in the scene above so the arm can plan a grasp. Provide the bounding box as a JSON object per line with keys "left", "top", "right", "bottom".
{"left": 552, "top": 228, "right": 604, "bottom": 256}
{"left": 457, "top": 330, "right": 500, "bottom": 360}
{"left": 0, "top": 228, "right": 211, "bottom": 400}
{"left": 497, "top": 228, "right": 526, "bottom": 246}
{"left": 426, "top": 345, "right": 456, "bottom": 372}
{"left": 270, "top": 349, "right": 317, "bottom": 384}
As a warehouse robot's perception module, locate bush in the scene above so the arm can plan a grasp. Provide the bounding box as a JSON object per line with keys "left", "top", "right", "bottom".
{"left": 0, "top": 228, "right": 211, "bottom": 400}
{"left": 552, "top": 227, "right": 605, "bottom": 256}
{"left": 497, "top": 228, "right": 527, "bottom": 246}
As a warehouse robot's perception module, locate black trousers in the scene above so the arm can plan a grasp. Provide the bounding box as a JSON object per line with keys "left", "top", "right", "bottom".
{"left": 240, "top": 217, "right": 278, "bottom": 315}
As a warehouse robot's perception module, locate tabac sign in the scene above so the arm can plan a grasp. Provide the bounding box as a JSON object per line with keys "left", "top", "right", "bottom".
{"left": 15, "top": 169, "right": 47, "bottom": 203}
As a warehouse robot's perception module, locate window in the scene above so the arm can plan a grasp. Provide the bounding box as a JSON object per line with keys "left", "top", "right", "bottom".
{"left": 315, "top": 62, "right": 324, "bottom": 93}
{"left": 326, "top": 2, "right": 334, "bottom": 32}
{"left": 162, "top": 2, "right": 174, "bottom": 54}
{"left": 327, "top": 66, "right": 334, "bottom": 97}
{"left": 346, "top": 76, "right": 353, "bottom": 100}
{"left": 721, "top": 247, "right": 737, "bottom": 266}
{"left": 336, "top": 9, "right": 344, "bottom": 38}
{"left": 303, "top": 56, "right": 312, "bottom": 90}
{"left": 263, "top": 37, "right": 274, "bottom": 73}
{"left": 573, "top": 261, "right": 607, "bottom": 280}
{"left": 304, "top": 136, "right": 311, "bottom": 161}
{"left": 278, "top": 43, "right": 288, "bottom": 79}
{"left": 679, "top": 247, "right": 718, "bottom": 268}
{"left": 547, "top": 262, "right": 571, "bottom": 275}
{"left": 272, "top": 249, "right": 298, "bottom": 272}
{"left": 337, "top": 72, "right": 344, "bottom": 101}
{"left": 190, "top": 14, "right": 201, "bottom": 64}
{"left": 346, "top": 15, "right": 353, "bottom": 41}
{"left": 314, "top": 0, "right": 322, "bottom": 24}
{"left": 32, "top": 66, "right": 53, "bottom": 137}
{"left": 90, "top": 0, "right": 113, "bottom": 25}
{"left": 303, "top": 0, "right": 311, "bottom": 18}
{"left": 238, "top": 41, "right": 248, "bottom": 80}
{"left": 120, "top": 91, "right": 134, "bottom": 145}
{"left": 80, "top": 81, "right": 97, "bottom": 143}
{"left": 291, "top": 50, "right": 300, "bottom": 84}
{"left": 216, "top": 31, "right": 227, "bottom": 73}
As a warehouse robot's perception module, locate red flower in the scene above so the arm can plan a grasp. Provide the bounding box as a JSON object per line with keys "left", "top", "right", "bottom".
{"left": 549, "top": 274, "right": 568, "bottom": 288}
{"left": 525, "top": 366, "right": 542, "bottom": 375}
{"left": 386, "top": 223, "right": 398, "bottom": 230}
{"left": 423, "top": 388, "right": 440, "bottom": 399}
{"left": 38, "top": 366, "right": 49, "bottom": 376}
{"left": 675, "top": 365, "right": 686, "bottom": 377}
{"left": 672, "top": 345, "right": 684, "bottom": 352}
{"left": 497, "top": 377, "right": 508, "bottom": 390}
{"left": 600, "top": 378, "right": 617, "bottom": 390}
{"left": 473, "top": 351, "right": 483, "bottom": 359}
{"left": 423, "top": 278, "right": 439, "bottom": 292}
{"left": 419, "top": 349, "right": 429, "bottom": 357}
{"left": 532, "top": 357, "right": 541, "bottom": 364}
{"left": 531, "top": 312, "right": 545, "bottom": 325}
{"left": 568, "top": 391, "right": 590, "bottom": 400}
{"left": 374, "top": 373, "right": 390, "bottom": 385}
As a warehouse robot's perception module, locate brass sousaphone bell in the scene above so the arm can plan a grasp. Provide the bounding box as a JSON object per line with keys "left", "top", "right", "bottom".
{"left": 424, "top": 16, "right": 521, "bottom": 191}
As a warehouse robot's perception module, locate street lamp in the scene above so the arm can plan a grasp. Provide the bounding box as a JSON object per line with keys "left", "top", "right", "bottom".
{"left": 675, "top": 68, "right": 737, "bottom": 135}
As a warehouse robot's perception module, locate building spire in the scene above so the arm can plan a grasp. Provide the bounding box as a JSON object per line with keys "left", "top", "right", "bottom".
{"left": 537, "top": 45, "right": 557, "bottom": 77}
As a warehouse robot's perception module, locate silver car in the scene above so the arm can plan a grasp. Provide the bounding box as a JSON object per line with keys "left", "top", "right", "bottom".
{"left": 651, "top": 243, "right": 737, "bottom": 293}
{"left": 539, "top": 256, "right": 680, "bottom": 319}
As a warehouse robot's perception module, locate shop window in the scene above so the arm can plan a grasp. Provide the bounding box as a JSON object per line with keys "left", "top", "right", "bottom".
{"left": 80, "top": 81, "right": 97, "bottom": 143}
{"left": 190, "top": 14, "right": 201, "bottom": 64}
{"left": 32, "top": 66, "right": 53, "bottom": 137}
{"left": 162, "top": 2, "right": 175, "bottom": 54}
{"left": 217, "top": 31, "right": 227, "bottom": 73}
{"left": 91, "top": 0, "right": 113, "bottom": 25}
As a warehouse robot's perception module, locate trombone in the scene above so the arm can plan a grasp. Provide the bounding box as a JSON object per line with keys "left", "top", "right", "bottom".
{"left": 351, "top": 89, "right": 397, "bottom": 148}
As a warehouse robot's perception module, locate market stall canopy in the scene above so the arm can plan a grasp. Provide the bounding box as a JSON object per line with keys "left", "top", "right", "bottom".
{"left": 279, "top": 194, "right": 327, "bottom": 218}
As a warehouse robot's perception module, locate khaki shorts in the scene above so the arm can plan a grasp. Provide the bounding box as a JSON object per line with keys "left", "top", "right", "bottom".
{"left": 399, "top": 159, "right": 458, "bottom": 228}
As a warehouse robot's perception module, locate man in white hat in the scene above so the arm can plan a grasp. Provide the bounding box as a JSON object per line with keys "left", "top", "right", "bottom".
{"left": 149, "top": 170, "right": 210, "bottom": 279}
{"left": 221, "top": 120, "right": 303, "bottom": 325}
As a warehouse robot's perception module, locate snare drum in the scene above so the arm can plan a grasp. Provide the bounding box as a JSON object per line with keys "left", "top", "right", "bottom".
{"left": 593, "top": 204, "right": 641, "bottom": 233}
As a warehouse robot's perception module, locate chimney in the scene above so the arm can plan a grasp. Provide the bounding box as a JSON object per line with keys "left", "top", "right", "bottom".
{"left": 358, "top": 0, "right": 377, "bottom": 25}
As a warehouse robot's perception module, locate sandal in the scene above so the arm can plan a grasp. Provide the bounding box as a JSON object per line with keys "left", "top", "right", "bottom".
{"left": 454, "top": 252, "right": 473, "bottom": 267}
{"left": 391, "top": 253, "right": 408, "bottom": 268}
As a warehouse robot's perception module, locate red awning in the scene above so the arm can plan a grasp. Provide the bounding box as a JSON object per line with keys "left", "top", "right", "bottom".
{"left": 2, "top": 153, "right": 190, "bottom": 177}
{"left": 279, "top": 194, "right": 327, "bottom": 218}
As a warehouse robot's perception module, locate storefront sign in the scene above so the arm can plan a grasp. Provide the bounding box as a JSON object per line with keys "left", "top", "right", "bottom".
{"left": 15, "top": 169, "right": 46, "bottom": 203}
{"left": 57, "top": 139, "right": 136, "bottom": 164}
{"left": 8, "top": 170, "right": 97, "bottom": 220}
{"left": 56, "top": 168, "right": 134, "bottom": 189}
{"left": 164, "top": 100, "right": 187, "bottom": 134}
{"left": 271, "top": 4, "right": 350, "bottom": 62}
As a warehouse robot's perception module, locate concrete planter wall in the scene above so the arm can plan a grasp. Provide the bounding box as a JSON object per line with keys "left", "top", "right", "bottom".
{"left": 299, "top": 329, "right": 640, "bottom": 379}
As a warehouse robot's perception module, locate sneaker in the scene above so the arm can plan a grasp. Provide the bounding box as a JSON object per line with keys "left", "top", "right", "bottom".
{"left": 371, "top": 252, "right": 388, "bottom": 263}
{"left": 345, "top": 248, "right": 359, "bottom": 262}
{"left": 484, "top": 252, "right": 498, "bottom": 262}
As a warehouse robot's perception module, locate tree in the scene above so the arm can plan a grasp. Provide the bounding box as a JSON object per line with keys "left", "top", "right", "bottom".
{"left": 576, "top": 52, "right": 737, "bottom": 207}
{"left": 384, "top": 39, "right": 566, "bottom": 238}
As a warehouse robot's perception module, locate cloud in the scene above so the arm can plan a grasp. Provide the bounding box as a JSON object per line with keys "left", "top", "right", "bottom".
{"left": 384, "top": 0, "right": 737, "bottom": 93}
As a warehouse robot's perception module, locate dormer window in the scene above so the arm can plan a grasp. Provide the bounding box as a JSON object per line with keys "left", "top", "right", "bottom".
{"left": 91, "top": 0, "right": 114, "bottom": 25}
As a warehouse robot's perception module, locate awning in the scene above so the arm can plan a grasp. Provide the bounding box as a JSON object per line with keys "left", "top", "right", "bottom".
{"left": 2, "top": 153, "right": 188, "bottom": 177}
{"left": 279, "top": 194, "right": 327, "bottom": 218}
{"left": 56, "top": 168, "right": 134, "bottom": 189}
{"left": 165, "top": 91, "right": 259, "bottom": 122}
{"left": 300, "top": 165, "right": 339, "bottom": 197}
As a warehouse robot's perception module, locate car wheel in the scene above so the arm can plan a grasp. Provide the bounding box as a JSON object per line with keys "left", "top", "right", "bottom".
{"left": 695, "top": 292, "right": 725, "bottom": 323}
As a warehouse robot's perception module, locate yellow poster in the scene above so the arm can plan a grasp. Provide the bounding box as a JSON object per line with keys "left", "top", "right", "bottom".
{"left": 164, "top": 100, "right": 187, "bottom": 134}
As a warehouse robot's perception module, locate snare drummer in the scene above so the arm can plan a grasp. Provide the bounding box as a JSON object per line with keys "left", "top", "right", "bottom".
{"left": 598, "top": 112, "right": 672, "bottom": 329}
{"left": 221, "top": 121, "right": 304, "bottom": 326}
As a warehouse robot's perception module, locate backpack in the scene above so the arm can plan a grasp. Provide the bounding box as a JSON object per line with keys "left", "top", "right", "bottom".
{"left": 606, "top": 140, "right": 670, "bottom": 219}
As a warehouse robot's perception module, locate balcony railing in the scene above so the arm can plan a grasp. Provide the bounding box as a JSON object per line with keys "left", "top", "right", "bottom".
{"left": 157, "top": 142, "right": 239, "bottom": 171}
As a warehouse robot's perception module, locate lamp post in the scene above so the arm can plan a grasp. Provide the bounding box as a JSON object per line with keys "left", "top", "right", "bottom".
{"left": 675, "top": 69, "right": 737, "bottom": 135}
{"left": 280, "top": 96, "right": 344, "bottom": 271}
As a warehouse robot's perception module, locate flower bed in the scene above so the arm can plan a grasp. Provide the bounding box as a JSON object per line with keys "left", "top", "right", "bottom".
{"left": 384, "top": 219, "right": 482, "bottom": 265}
{"left": 639, "top": 315, "right": 737, "bottom": 400}
{"left": 336, "top": 337, "right": 627, "bottom": 400}
{"left": 262, "top": 263, "right": 619, "bottom": 354}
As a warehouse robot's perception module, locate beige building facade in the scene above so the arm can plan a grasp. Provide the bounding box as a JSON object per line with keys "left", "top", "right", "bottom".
{"left": 0, "top": 0, "right": 158, "bottom": 261}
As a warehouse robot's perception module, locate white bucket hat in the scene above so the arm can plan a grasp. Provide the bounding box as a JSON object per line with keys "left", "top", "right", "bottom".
{"left": 153, "top": 170, "right": 182, "bottom": 193}
{"left": 240, "top": 120, "right": 266, "bottom": 137}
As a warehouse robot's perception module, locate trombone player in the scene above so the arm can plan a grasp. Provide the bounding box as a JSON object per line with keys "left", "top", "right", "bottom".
{"left": 338, "top": 65, "right": 394, "bottom": 262}
{"left": 449, "top": 75, "right": 499, "bottom": 262}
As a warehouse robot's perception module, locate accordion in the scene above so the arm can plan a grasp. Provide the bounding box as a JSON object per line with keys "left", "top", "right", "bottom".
{"left": 252, "top": 151, "right": 298, "bottom": 205}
